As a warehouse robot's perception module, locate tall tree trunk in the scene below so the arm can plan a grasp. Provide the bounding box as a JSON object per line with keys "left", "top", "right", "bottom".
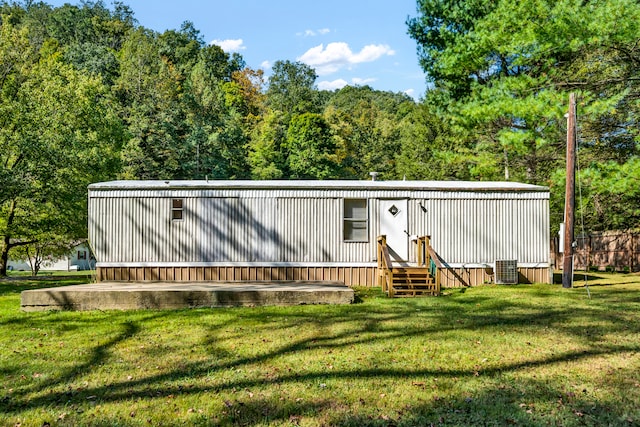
{"left": 503, "top": 149, "right": 510, "bottom": 180}
{"left": 0, "top": 239, "right": 9, "bottom": 277}
{"left": 0, "top": 200, "right": 18, "bottom": 277}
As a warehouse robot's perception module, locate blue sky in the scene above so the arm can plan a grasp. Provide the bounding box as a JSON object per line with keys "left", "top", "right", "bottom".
{"left": 47, "top": 0, "right": 427, "bottom": 99}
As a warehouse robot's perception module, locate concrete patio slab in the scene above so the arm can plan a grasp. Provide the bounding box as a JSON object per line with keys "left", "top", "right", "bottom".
{"left": 20, "top": 280, "right": 355, "bottom": 311}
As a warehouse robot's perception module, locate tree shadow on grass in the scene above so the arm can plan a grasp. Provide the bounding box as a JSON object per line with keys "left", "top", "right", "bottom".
{"left": 1, "top": 287, "right": 639, "bottom": 425}
{"left": 0, "top": 276, "right": 91, "bottom": 297}
{"left": 323, "top": 373, "right": 639, "bottom": 427}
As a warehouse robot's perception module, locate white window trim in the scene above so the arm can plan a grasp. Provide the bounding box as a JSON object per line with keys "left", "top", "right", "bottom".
{"left": 343, "top": 199, "right": 368, "bottom": 242}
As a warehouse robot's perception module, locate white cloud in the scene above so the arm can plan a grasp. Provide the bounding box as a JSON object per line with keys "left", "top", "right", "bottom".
{"left": 352, "top": 77, "right": 376, "bottom": 86}
{"left": 299, "top": 28, "right": 331, "bottom": 37}
{"left": 298, "top": 42, "right": 395, "bottom": 75}
{"left": 318, "top": 77, "right": 382, "bottom": 91}
{"left": 318, "top": 79, "right": 348, "bottom": 91}
{"left": 404, "top": 88, "right": 416, "bottom": 98}
{"left": 210, "top": 38, "right": 246, "bottom": 52}
{"left": 352, "top": 44, "right": 395, "bottom": 63}
{"left": 261, "top": 60, "right": 272, "bottom": 70}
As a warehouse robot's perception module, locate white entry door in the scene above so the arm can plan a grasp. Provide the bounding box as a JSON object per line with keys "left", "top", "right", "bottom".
{"left": 379, "top": 199, "right": 408, "bottom": 262}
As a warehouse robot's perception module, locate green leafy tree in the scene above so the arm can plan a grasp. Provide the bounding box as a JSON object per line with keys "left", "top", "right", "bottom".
{"left": 408, "top": 0, "right": 640, "bottom": 232}
{"left": 4, "top": 1, "right": 135, "bottom": 87}
{"left": 184, "top": 44, "right": 250, "bottom": 179}
{"left": 266, "top": 60, "right": 320, "bottom": 115}
{"left": 251, "top": 61, "right": 322, "bottom": 179}
{"left": 248, "top": 109, "right": 289, "bottom": 179}
{"left": 407, "top": 0, "right": 497, "bottom": 100}
{"left": 116, "top": 25, "right": 250, "bottom": 180}
{"left": 115, "top": 27, "right": 185, "bottom": 179}
{"left": 286, "top": 113, "right": 341, "bottom": 179}
{"left": 158, "top": 21, "right": 203, "bottom": 81}
{"left": 396, "top": 103, "right": 470, "bottom": 180}
{"left": 0, "top": 20, "right": 123, "bottom": 276}
{"left": 40, "top": 1, "right": 134, "bottom": 50}
{"left": 226, "top": 67, "right": 266, "bottom": 121}
{"left": 324, "top": 86, "right": 414, "bottom": 180}
{"left": 64, "top": 41, "right": 119, "bottom": 85}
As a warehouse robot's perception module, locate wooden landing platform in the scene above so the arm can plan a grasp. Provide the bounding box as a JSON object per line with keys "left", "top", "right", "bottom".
{"left": 20, "top": 281, "right": 354, "bottom": 311}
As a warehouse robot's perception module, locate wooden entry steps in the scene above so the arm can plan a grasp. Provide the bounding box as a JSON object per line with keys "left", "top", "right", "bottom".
{"left": 377, "top": 235, "right": 442, "bottom": 297}
{"left": 389, "top": 267, "right": 438, "bottom": 297}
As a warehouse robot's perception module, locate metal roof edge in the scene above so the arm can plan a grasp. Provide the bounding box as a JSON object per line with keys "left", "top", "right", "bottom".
{"left": 88, "top": 180, "right": 549, "bottom": 192}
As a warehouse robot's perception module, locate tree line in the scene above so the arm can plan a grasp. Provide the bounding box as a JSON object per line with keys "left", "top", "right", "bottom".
{"left": 408, "top": 0, "right": 640, "bottom": 237}
{"left": 2, "top": 0, "right": 640, "bottom": 275}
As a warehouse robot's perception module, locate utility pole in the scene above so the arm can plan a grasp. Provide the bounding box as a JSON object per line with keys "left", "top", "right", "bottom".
{"left": 563, "top": 93, "right": 577, "bottom": 288}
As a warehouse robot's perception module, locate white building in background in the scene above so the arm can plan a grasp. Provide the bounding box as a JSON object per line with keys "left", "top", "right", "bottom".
{"left": 7, "top": 244, "right": 95, "bottom": 272}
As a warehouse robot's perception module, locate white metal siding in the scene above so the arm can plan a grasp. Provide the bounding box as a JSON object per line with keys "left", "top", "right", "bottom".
{"left": 408, "top": 196, "right": 549, "bottom": 265}
{"left": 277, "top": 197, "right": 341, "bottom": 262}
{"left": 89, "top": 197, "right": 200, "bottom": 263}
{"left": 89, "top": 187, "right": 549, "bottom": 266}
{"left": 197, "top": 197, "right": 277, "bottom": 262}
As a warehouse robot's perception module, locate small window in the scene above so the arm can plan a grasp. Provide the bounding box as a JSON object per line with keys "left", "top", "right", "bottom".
{"left": 77, "top": 251, "right": 86, "bottom": 260}
{"left": 172, "top": 198, "right": 183, "bottom": 221}
{"left": 344, "top": 199, "right": 368, "bottom": 242}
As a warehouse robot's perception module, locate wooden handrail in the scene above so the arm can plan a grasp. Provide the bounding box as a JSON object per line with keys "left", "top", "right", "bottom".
{"left": 377, "top": 235, "right": 394, "bottom": 296}
{"left": 414, "top": 235, "right": 442, "bottom": 293}
{"left": 426, "top": 244, "right": 442, "bottom": 292}
{"left": 427, "top": 245, "right": 443, "bottom": 268}
{"left": 377, "top": 235, "right": 393, "bottom": 270}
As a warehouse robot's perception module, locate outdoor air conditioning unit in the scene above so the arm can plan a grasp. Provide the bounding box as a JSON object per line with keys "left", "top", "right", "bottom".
{"left": 494, "top": 260, "right": 518, "bottom": 284}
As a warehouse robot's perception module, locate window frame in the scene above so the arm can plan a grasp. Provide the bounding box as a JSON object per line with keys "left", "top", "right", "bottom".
{"left": 343, "top": 198, "right": 369, "bottom": 242}
{"left": 171, "top": 198, "right": 184, "bottom": 222}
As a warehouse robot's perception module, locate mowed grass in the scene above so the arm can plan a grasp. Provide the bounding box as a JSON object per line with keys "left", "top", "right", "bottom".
{"left": 1, "top": 273, "right": 639, "bottom": 426}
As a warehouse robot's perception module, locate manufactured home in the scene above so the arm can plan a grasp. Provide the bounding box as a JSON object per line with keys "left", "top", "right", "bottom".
{"left": 88, "top": 180, "right": 551, "bottom": 287}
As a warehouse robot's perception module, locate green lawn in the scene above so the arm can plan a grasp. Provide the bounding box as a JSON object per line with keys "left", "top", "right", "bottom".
{"left": 1, "top": 273, "right": 639, "bottom": 426}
